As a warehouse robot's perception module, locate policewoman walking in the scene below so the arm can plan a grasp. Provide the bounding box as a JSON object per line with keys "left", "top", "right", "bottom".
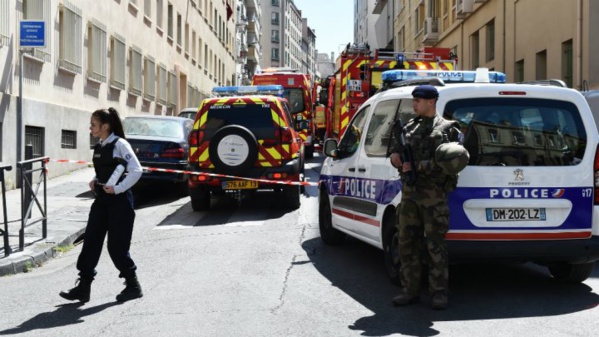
{"left": 60, "top": 107, "right": 144, "bottom": 303}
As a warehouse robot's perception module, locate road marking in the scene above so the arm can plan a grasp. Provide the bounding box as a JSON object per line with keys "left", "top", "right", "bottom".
{"left": 223, "top": 221, "right": 265, "bottom": 227}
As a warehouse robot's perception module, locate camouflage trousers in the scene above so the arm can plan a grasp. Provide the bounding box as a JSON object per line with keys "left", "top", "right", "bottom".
{"left": 397, "top": 191, "right": 449, "bottom": 295}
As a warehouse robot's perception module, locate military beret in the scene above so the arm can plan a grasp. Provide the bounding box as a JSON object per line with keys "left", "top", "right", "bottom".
{"left": 412, "top": 85, "right": 439, "bottom": 99}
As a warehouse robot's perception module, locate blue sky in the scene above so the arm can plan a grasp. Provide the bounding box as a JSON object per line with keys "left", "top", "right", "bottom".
{"left": 294, "top": 0, "right": 354, "bottom": 59}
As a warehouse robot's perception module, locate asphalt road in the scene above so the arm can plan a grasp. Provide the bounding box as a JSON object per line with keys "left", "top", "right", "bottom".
{"left": 0, "top": 153, "right": 598, "bottom": 337}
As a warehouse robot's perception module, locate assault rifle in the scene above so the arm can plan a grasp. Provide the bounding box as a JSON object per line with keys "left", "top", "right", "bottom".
{"left": 392, "top": 119, "right": 417, "bottom": 186}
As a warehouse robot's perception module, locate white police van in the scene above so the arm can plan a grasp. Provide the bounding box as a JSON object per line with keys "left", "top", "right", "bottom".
{"left": 319, "top": 69, "right": 599, "bottom": 284}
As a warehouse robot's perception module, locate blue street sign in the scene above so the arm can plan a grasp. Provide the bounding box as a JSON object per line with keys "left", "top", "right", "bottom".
{"left": 19, "top": 20, "right": 45, "bottom": 48}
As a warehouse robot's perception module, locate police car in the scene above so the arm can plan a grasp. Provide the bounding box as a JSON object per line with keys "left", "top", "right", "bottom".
{"left": 319, "top": 68, "right": 599, "bottom": 284}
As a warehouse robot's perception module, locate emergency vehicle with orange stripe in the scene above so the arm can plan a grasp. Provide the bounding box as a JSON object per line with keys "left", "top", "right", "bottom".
{"left": 317, "top": 43, "right": 457, "bottom": 141}
{"left": 252, "top": 68, "right": 316, "bottom": 158}
{"left": 187, "top": 85, "right": 308, "bottom": 210}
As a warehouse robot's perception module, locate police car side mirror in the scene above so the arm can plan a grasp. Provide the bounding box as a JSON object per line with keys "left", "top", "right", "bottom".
{"left": 323, "top": 138, "right": 339, "bottom": 158}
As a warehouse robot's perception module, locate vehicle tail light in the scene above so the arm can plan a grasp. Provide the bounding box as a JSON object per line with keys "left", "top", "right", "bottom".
{"left": 267, "top": 172, "right": 288, "bottom": 180}
{"left": 162, "top": 147, "right": 185, "bottom": 159}
{"left": 280, "top": 127, "right": 293, "bottom": 144}
{"left": 189, "top": 131, "right": 198, "bottom": 146}
{"left": 188, "top": 130, "right": 204, "bottom": 147}
{"left": 196, "top": 174, "right": 212, "bottom": 182}
{"left": 349, "top": 91, "right": 365, "bottom": 98}
{"left": 499, "top": 91, "right": 527, "bottom": 96}
{"left": 594, "top": 145, "right": 599, "bottom": 205}
{"left": 190, "top": 174, "right": 217, "bottom": 186}
{"left": 265, "top": 127, "right": 293, "bottom": 146}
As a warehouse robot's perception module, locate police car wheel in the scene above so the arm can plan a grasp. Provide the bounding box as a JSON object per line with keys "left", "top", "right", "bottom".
{"left": 209, "top": 125, "right": 258, "bottom": 175}
{"left": 548, "top": 262, "right": 594, "bottom": 283}
{"left": 319, "top": 191, "right": 346, "bottom": 245}
{"left": 383, "top": 211, "right": 402, "bottom": 286}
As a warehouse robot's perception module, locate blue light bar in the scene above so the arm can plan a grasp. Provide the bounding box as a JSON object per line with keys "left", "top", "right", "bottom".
{"left": 381, "top": 69, "right": 507, "bottom": 84}
{"left": 212, "top": 85, "right": 285, "bottom": 97}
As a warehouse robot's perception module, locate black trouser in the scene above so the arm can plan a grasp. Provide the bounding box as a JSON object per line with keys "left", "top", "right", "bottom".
{"left": 77, "top": 188, "right": 137, "bottom": 280}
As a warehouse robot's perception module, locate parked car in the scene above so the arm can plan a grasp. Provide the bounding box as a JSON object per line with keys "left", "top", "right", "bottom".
{"left": 123, "top": 115, "right": 194, "bottom": 194}
{"left": 187, "top": 85, "right": 308, "bottom": 210}
{"left": 178, "top": 107, "right": 198, "bottom": 120}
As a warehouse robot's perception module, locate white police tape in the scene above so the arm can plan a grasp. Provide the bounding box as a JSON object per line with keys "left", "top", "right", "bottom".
{"left": 49, "top": 159, "right": 318, "bottom": 187}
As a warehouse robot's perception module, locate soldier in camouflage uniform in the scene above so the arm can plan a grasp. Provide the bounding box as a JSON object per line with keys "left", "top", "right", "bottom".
{"left": 390, "top": 85, "right": 463, "bottom": 310}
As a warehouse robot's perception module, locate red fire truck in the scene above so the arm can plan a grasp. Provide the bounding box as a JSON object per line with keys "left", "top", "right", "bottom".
{"left": 318, "top": 43, "right": 458, "bottom": 140}
{"left": 252, "top": 68, "right": 316, "bottom": 158}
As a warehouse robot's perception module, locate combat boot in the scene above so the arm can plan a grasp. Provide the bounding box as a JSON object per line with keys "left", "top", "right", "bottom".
{"left": 392, "top": 290, "right": 420, "bottom": 306}
{"left": 59, "top": 278, "right": 93, "bottom": 303}
{"left": 430, "top": 291, "right": 448, "bottom": 310}
{"left": 116, "top": 276, "right": 143, "bottom": 302}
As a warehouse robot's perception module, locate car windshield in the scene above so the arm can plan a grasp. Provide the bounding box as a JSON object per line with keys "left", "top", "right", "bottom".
{"left": 204, "top": 104, "right": 277, "bottom": 139}
{"left": 124, "top": 118, "right": 183, "bottom": 138}
{"left": 178, "top": 111, "right": 196, "bottom": 120}
{"left": 444, "top": 97, "right": 587, "bottom": 166}
{"left": 283, "top": 88, "right": 305, "bottom": 113}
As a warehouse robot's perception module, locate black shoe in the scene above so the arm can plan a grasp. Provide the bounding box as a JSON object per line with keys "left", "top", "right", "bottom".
{"left": 392, "top": 291, "right": 420, "bottom": 306}
{"left": 59, "top": 278, "right": 92, "bottom": 303}
{"left": 430, "top": 291, "right": 448, "bottom": 310}
{"left": 116, "top": 276, "right": 143, "bottom": 302}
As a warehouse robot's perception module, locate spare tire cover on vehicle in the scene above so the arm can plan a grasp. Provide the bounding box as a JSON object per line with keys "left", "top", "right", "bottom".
{"left": 209, "top": 125, "right": 258, "bottom": 175}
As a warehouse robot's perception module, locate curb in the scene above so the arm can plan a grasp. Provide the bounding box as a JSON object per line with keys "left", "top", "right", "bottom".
{"left": 0, "top": 167, "right": 94, "bottom": 277}
{"left": 0, "top": 225, "right": 86, "bottom": 277}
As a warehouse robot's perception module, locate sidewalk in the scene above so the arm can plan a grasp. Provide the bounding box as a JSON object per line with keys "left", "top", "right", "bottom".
{"left": 0, "top": 166, "right": 96, "bottom": 277}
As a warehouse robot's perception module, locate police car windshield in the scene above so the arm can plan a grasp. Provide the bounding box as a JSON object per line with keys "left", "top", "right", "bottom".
{"left": 444, "top": 98, "right": 587, "bottom": 167}
{"left": 283, "top": 89, "right": 305, "bottom": 114}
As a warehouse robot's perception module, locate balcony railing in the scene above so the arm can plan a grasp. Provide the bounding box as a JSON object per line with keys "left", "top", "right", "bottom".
{"left": 246, "top": 0, "right": 259, "bottom": 10}
{"left": 248, "top": 15, "right": 260, "bottom": 33}
{"left": 372, "top": 0, "right": 387, "bottom": 15}
{"left": 422, "top": 17, "right": 439, "bottom": 44}
{"left": 456, "top": 0, "right": 475, "bottom": 19}
{"left": 248, "top": 44, "right": 261, "bottom": 62}
{"left": 236, "top": 15, "right": 247, "bottom": 27}
{"left": 247, "top": 33, "right": 259, "bottom": 46}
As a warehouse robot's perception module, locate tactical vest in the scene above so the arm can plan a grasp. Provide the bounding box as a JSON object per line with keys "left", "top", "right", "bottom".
{"left": 93, "top": 139, "right": 121, "bottom": 184}
{"left": 405, "top": 115, "right": 462, "bottom": 191}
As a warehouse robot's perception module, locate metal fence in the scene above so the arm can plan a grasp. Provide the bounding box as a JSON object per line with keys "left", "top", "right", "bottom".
{"left": 0, "top": 164, "right": 11, "bottom": 257}
{"left": 17, "top": 154, "right": 48, "bottom": 252}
